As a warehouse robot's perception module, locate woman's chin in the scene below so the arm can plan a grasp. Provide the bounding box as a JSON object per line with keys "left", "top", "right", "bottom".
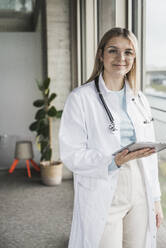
{"left": 110, "top": 69, "right": 127, "bottom": 76}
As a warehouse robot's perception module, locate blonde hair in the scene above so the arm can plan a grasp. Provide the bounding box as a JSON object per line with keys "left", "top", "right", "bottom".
{"left": 86, "top": 27, "right": 140, "bottom": 95}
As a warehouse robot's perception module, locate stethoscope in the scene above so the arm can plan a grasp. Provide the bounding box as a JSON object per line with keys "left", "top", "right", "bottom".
{"left": 94, "top": 76, "right": 154, "bottom": 133}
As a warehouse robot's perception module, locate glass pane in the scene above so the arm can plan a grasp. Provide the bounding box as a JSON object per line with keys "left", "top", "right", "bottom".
{"left": 146, "top": 0, "right": 166, "bottom": 98}
{"left": 145, "top": 0, "right": 166, "bottom": 218}
{"left": 0, "top": 0, "right": 34, "bottom": 12}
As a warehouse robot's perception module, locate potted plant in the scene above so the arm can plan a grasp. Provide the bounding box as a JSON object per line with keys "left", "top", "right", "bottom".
{"left": 29, "top": 78, "right": 63, "bottom": 185}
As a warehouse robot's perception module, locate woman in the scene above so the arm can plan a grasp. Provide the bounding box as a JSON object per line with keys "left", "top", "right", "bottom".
{"left": 59, "top": 28, "right": 163, "bottom": 248}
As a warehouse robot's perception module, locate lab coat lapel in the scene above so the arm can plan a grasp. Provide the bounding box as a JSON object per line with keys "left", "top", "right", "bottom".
{"left": 125, "top": 80, "right": 142, "bottom": 141}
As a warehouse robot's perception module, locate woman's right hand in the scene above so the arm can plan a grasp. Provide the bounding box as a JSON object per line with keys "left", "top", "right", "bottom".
{"left": 114, "top": 147, "right": 156, "bottom": 167}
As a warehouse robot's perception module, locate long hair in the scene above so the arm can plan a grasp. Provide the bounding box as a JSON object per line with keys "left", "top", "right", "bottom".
{"left": 85, "top": 27, "right": 140, "bottom": 95}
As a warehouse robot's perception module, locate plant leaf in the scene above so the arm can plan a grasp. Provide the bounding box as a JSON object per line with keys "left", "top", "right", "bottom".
{"left": 36, "top": 120, "right": 49, "bottom": 138}
{"left": 56, "top": 110, "right": 63, "bottom": 118}
{"left": 35, "top": 109, "right": 46, "bottom": 120}
{"left": 44, "top": 89, "right": 49, "bottom": 97}
{"left": 47, "top": 106, "right": 57, "bottom": 117}
{"left": 41, "top": 141, "right": 49, "bottom": 153}
{"left": 33, "top": 99, "right": 45, "bottom": 107}
{"left": 48, "top": 93, "right": 57, "bottom": 104}
{"left": 29, "top": 121, "right": 38, "bottom": 131}
{"left": 36, "top": 80, "right": 44, "bottom": 91}
{"left": 41, "top": 147, "right": 52, "bottom": 161}
{"left": 43, "top": 78, "right": 50, "bottom": 90}
{"left": 38, "top": 125, "right": 49, "bottom": 138}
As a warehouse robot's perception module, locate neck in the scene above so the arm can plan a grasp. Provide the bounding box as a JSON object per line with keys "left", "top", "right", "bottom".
{"left": 102, "top": 71, "right": 125, "bottom": 91}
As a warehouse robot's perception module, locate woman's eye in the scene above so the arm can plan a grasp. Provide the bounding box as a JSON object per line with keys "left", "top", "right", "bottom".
{"left": 108, "top": 50, "right": 117, "bottom": 54}
{"left": 125, "top": 51, "right": 133, "bottom": 55}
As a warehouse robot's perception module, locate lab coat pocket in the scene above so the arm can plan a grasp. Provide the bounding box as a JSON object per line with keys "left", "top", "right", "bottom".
{"left": 78, "top": 177, "right": 99, "bottom": 213}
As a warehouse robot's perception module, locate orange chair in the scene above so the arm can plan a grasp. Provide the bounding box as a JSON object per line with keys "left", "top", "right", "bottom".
{"left": 9, "top": 141, "right": 40, "bottom": 178}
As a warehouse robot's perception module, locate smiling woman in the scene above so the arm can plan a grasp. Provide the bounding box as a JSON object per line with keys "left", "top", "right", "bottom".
{"left": 59, "top": 27, "right": 163, "bottom": 248}
{"left": 100, "top": 36, "right": 136, "bottom": 91}
{"left": 86, "top": 27, "right": 139, "bottom": 95}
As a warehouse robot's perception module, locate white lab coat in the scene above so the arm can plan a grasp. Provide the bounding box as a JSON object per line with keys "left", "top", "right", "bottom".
{"left": 59, "top": 75, "right": 161, "bottom": 248}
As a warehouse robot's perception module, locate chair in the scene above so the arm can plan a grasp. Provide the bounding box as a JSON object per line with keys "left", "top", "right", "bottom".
{"left": 9, "top": 141, "right": 40, "bottom": 178}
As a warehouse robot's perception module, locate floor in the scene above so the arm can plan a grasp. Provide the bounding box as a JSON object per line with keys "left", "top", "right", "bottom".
{"left": 0, "top": 168, "right": 165, "bottom": 248}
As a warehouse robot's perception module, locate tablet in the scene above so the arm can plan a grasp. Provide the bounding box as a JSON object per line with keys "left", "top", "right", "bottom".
{"left": 112, "top": 141, "right": 166, "bottom": 156}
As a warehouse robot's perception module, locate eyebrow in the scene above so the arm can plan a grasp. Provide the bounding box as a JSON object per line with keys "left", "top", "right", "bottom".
{"left": 107, "top": 45, "right": 133, "bottom": 51}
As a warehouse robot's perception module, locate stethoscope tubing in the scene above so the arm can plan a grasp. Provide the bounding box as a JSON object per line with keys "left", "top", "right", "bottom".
{"left": 94, "top": 76, "right": 154, "bottom": 132}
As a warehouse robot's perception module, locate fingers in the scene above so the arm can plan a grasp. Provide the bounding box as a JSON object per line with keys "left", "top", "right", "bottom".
{"left": 115, "top": 147, "right": 156, "bottom": 166}
{"left": 155, "top": 202, "right": 164, "bottom": 229}
{"left": 141, "top": 149, "right": 155, "bottom": 158}
{"left": 136, "top": 148, "right": 156, "bottom": 158}
{"left": 156, "top": 214, "right": 163, "bottom": 229}
{"left": 119, "top": 149, "right": 129, "bottom": 156}
{"left": 114, "top": 149, "right": 129, "bottom": 166}
{"left": 126, "top": 148, "right": 155, "bottom": 159}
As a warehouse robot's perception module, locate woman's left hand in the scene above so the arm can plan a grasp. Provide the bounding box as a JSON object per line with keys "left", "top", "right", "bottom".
{"left": 154, "top": 201, "right": 164, "bottom": 229}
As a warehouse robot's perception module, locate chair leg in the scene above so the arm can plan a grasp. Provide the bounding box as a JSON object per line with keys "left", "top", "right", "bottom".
{"left": 9, "top": 159, "right": 19, "bottom": 173}
{"left": 26, "top": 160, "right": 31, "bottom": 178}
{"left": 30, "top": 159, "right": 40, "bottom": 171}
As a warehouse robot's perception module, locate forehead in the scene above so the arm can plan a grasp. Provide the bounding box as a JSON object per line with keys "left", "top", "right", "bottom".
{"left": 105, "top": 36, "right": 134, "bottom": 49}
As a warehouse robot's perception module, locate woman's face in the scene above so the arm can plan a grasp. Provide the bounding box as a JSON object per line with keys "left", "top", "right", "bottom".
{"left": 101, "top": 36, "right": 135, "bottom": 77}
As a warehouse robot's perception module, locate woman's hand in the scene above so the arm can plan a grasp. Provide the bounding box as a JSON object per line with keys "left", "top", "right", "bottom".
{"left": 114, "top": 147, "right": 156, "bottom": 167}
{"left": 155, "top": 201, "right": 164, "bottom": 229}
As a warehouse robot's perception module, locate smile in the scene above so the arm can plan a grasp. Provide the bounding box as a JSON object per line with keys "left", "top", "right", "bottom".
{"left": 113, "top": 64, "right": 126, "bottom": 66}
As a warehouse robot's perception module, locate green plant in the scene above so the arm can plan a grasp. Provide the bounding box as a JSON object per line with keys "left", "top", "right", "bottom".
{"left": 29, "top": 78, "right": 62, "bottom": 161}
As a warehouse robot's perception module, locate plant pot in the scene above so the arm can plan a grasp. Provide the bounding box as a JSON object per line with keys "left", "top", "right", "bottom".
{"left": 40, "top": 161, "right": 63, "bottom": 186}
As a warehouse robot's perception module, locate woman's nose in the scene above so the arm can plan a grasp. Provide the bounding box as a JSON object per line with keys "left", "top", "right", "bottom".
{"left": 117, "top": 52, "right": 125, "bottom": 61}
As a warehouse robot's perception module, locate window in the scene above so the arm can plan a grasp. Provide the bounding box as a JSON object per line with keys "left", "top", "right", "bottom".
{"left": 0, "top": 0, "right": 36, "bottom": 31}
{"left": 0, "top": 0, "right": 34, "bottom": 12}
{"left": 145, "top": 0, "right": 166, "bottom": 98}
{"left": 145, "top": 0, "right": 166, "bottom": 217}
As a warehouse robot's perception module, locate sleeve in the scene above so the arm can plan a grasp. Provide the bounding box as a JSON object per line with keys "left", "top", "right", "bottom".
{"left": 58, "top": 91, "right": 113, "bottom": 179}
{"left": 108, "top": 157, "right": 120, "bottom": 172}
{"left": 139, "top": 91, "right": 161, "bottom": 199}
{"left": 154, "top": 196, "right": 161, "bottom": 202}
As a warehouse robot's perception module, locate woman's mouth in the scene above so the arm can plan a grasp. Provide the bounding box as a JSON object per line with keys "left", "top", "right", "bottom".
{"left": 113, "top": 64, "right": 126, "bottom": 66}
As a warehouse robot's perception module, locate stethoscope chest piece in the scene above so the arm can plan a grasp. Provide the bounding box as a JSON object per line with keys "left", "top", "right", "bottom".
{"left": 108, "top": 122, "right": 118, "bottom": 133}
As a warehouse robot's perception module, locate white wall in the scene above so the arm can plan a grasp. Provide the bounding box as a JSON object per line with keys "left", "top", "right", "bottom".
{"left": 0, "top": 32, "right": 42, "bottom": 168}
{"left": 0, "top": 32, "right": 42, "bottom": 136}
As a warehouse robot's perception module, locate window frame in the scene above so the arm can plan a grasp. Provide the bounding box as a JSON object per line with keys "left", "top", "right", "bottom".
{"left": 131, "top": 0, "right": 146, "bottom": 92}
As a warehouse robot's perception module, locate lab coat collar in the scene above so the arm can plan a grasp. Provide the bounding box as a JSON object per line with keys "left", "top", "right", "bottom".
{"left": 98, "top": 72, "right": 135, "bottom": 102}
